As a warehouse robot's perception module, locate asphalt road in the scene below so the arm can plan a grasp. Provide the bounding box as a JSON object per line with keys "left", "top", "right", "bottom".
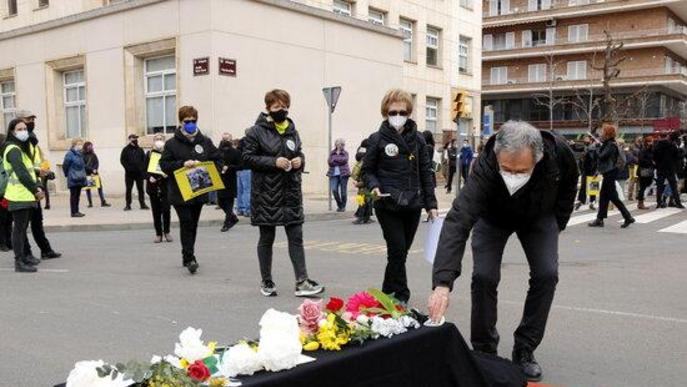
{"left": 1, "top": 205, "right": 686, "bottom": 387}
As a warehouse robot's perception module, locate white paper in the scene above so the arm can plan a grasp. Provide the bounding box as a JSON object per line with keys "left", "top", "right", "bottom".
{"left": 424, "top": 217, "right": 445, "bottom": 265}
{"left": 423, "top": 316, "right": 446, "bottom": 327}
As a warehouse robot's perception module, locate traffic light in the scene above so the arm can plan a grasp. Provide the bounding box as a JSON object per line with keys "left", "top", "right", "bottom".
{"left": 451, "top": 89, "right": 469, "bottom": 122}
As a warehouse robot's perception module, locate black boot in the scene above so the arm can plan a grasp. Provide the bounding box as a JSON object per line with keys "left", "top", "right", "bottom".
{"left": 512, "top": 349, "right": 542, "bottom": 382}
{"left": 42, "top": 251, "right": 62, "bottom": 259}
{"left": 24, "top": 254, "right": 41, "bottom": 266}
{"left": 621, "top": 217, "right": 636, "bottom": 229}
{"left": 588, "top": 218, "right": 604, "bottom": 227}
{"left": 15, "top": 258, "right": 37, "bottom": 273}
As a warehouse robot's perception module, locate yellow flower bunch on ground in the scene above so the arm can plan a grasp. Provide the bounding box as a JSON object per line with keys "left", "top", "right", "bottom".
{"left": 316, "top": 314, "right": 350, "bottom": 351}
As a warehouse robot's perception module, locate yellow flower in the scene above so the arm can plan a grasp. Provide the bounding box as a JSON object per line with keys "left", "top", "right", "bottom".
{"left": 356, "top": 194, "right": 365, "bottom": 206}
{"left": 303, "top": 341, "right": 320, "bottom": 351}
{"left": 209, "top": 377, "right": 228, "bottom": 386}
{"left": 179, "top": 358, "right": 189, "bottom": 369}
{"left": 208, "top": 341, "right": 217, "bottom": 354}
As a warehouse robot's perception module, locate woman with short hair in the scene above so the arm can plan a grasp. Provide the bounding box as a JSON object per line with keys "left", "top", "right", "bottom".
{"left": 62, "top": 138, "right": 87, "bottom": 218}
{"left": 327, "top": 138, "right": 350, "bottom": 212}
{"left": 82, "top": 141, "right": 111, "bottom": 208}
{"left": 243, "top": 89, "right": 324, "bottom": 297}
{"left": 146, "top": 133, "right": 172, "bottom": 243}
{"left": 362, "top": 89, "right": 438, "bottom": 303}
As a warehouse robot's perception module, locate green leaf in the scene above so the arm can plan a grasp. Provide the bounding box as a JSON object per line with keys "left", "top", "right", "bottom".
{"left": 368, "top": 288, "right": 401, "bottom": 317}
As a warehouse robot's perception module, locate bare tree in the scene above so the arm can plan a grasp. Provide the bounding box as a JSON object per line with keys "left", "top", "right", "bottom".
{"left": 533, "top": 50, "right": 566, "bottom": 131}
{"left": 591, "top": 30, "right": 626, "bottom": 124}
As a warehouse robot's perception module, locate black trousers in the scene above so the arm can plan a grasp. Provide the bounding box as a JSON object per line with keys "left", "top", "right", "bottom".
{"left": 656, "top": 171, "right": 682, "bottom": 206}
{"left": 446, "top": 166, "right": 457, "bottom": 192}
{"left": 26, "top": 205, "right": 53, "bottom": 255}
{"left": 460, "top": 164, "right": 471, "bottom": 183}
{"left": 150, "top": 194, "right": 171, "bottom": 236}
{"left": 375, "top": 207, "right": 422, "bottom": 303}
{"left": 577, "top": 175, "right": 597, "bottom": 204}
{"left": 470, "top": 216, "right": 559, "bottom": 354}
{"left": 257, "top": 224, "right": 308, "bottom": 283}
{"left": 0, "top": 206, "right": 11, "bottom": 248}
{"left": 597, "top": 172, "right": 632, "bottom": 221}
{"left": 636, "top": 176, "right": 654, "bottom": 201}
{"left": 125, "top": 171, "right": 145, "bottom": 207}
{"left": 173, "top": 203, "right": 203, "bottom": 264}
{"left": 69, "top": 187, "right": 82, "bottom": 215}
{"left": 11, "top": 208, "right": 32, "bottom": 261}
{"left": 218, "top": 195, "right": 237, "bottom": 227}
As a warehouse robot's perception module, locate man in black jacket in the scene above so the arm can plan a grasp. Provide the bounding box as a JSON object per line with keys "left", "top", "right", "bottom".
{"left": 653, "top": 132, "right": 684, "bottom": 208}
{"left": 120, "top": 134, "right": 148, "bottom": 211}
{"left": 428, "top": 121, "right": 578, "bottom": 382}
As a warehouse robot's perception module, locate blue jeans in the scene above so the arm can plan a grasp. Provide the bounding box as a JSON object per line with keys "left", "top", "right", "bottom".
{"left": 236, "top": 170, "right": 252, "bottom": 215}
{"left": 329, "top": 176, "right": 349, "bottom": 210}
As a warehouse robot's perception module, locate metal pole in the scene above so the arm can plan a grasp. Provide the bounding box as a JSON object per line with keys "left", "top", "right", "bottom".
{"left": 328, "top": 108, "right": 333, "bottom": 211}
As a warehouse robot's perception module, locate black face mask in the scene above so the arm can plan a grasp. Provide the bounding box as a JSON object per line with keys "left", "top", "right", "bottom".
{"left": 131, "top": 140, "right": 138, "bottom": 146}
{"left": 269, "top": 109, "right": 288, "bottom": 123}
{"left": 26, "top": 122, "right": 35, "bottom": 132}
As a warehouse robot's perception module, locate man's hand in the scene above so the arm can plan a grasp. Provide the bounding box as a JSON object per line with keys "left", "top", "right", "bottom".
{"left": 149, "top": 176, "right": 156, "bottom": 184}
{"left": 35, "top": 189, "right": 45, "bottom": 201}
{"left": 427, "top": 208, "right": 439, "bottom": 221}
{"left": 428, "top": 286, "right": 450, "bottom": 323}
{"left": 276, "top": 157, "right": 291, "bottom": 171}
{"left": 184, "top": 160, "right": 197, "bottom": 168}
{"left": 290, "top": 157, "right": 302, "bottom": 170}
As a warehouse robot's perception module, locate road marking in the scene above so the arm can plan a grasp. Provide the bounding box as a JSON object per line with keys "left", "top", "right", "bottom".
{"left": 502, "top": 300, "right": 687, "bottom": 324}
{"left": 0, "top": 268, "right": 69, "bottom": 273}
{"left": 275, "top": 240, "right": 388, "bottom": 256}
{"left": 617, "top": 207, "right": 683, "bottom": 224}
{"left": 567, "top": 210, "right": 619, "bottom": 226}
{"left": 658, "top": 219, "right": 687, "bottom": 234}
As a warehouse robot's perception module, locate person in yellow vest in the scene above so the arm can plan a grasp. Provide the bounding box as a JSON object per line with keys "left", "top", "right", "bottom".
{"left": 2, "top": 118, "right": 43, "bottom": 273}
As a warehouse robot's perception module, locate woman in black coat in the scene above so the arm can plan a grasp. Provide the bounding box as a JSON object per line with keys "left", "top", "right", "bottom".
{"left": 82, "top": 142, "right": 110, "bottom": 208}
{"left": 362, "top": 89, "right": 438, "bottom": 303}
{"left": 217, "top": 133, "right": 241, "bottom": 232}
{"left": 242, "top": 89, "right": 324, "bottom": 298}
{"left": 146, "top": 133, "right": 172, "bottom": 243}
{"left": 159, "top": 106, "right": 221, "bottom": 274}
{"left": 636, "top": 136, "right": 655, "bottom": 209}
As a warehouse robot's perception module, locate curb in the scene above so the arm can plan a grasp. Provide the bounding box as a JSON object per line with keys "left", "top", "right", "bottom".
{"left": 43, "top": 211, "right": 353, "bottom": 233}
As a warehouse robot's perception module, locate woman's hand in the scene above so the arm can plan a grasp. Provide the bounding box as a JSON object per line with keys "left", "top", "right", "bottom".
{"left": 427, "top": 208, "right": 439, "bottom": 221}
{"left": 184, "top": 160, "right": 197, "bottom": 169}
{"left": 372, "top": 187, "right": 382, "bottom": 197}
{"left": 428, "top": 286, "right": 450, "bottom": 323}
{"left": 276, "top": 157, "right": 291, "bottom": 170}
{"left": 291, "top": 157, "right": 302, "bottom": 170}
{"left": 35, "top": 189, "right": 45, "bottom": 201}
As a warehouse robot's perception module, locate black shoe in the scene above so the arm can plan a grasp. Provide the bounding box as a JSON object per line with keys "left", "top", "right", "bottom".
{"left": 141, "top": 204, "right": 150, "bottom": 210}
{"left": 71, "top": 213, "right": 85, "bottom": 218}
{"left": 24, "top": 254, "right": 41, "bottom": 266}
{"left": 41, "top": 251, "right": 62, "bottom": 259}
{"left": 124, "top": 206, "right": 132, "bottom": 211}
{"left": 352, "top": 218, "right": 364, "bottom": 225}
{"left": 221, "top": 218, "right": 238, "bottom": 232}
{"left": 260, "top": 280, "right": 278, "bottom": 297}
{"left": 44, "top": 205, "right": 50, "bottom": 210}
{"left": 512, "top": 349, "right": 542, "bottom": 382}
{"left": 186, "top": 260, "right": 199, "bottom": 274}
{"left": 15, "top": 259, "right": 37, "bottom": 273}
{"left": 101, "top": 202, "right": 111, "bottom": 207}
{"left": 621, "top": 217, "right": 636, "bottom": 229}
{"left": 588, "top": 219, "right": 604, "bottom": 227}
{"left": 676, "top": 203, "right": 685, "bottom": 209}
{"left": 574, "top": 202, "right": 582, "bottom": 211}
{"left": 87, "top": 203, "right": 93, "bottom": 208}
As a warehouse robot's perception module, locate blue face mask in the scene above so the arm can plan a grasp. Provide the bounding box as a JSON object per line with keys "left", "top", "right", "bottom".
{"left": 183, "top": 122, "right": 198, "bottom": 135}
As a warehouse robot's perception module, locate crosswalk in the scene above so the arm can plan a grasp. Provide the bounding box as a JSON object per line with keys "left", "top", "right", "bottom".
{"left": 568, "top": 203, "right": 687, "bottom": 234}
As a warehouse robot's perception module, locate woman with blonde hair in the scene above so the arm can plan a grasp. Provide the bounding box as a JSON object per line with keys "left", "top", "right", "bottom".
{"left": 362, "top": 89, "right": 438, "bottom": 303}
{"left": 62, "top": 137, "right": 87, "bottom": 218}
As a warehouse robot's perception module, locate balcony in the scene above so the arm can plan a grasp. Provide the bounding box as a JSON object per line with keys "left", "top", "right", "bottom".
{"left": 482, "top": 67, "right": 687, "bottom": 95}
{"left": 484, "top": 0, "right": 685, "bottom": 28}
{"left": 483, "top": 27, "right": 687, "bottom": 61}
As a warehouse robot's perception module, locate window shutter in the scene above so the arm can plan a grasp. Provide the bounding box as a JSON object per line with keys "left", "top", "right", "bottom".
{"left": 528, "top": 0, "right": 537, "bottom": 11}
{"left": 522, "top": 30, "right": 533, "bottom": 47}
{"left": 505, "top": 32, "right": 515, "bottom": 49}
{"left": 502, "top": 0, "right": 510, "bottom": 14}
{"left": 546, "top": 27, "right": 556, "bottom": 45}
{"left": 483, "top": 34, "right": 493, "bottom": 51}
{"left": 542, "top": 0, "right": 551, "bottom": 10}
{"left": 490, "top": 0, "right": 498, "bottom": 16}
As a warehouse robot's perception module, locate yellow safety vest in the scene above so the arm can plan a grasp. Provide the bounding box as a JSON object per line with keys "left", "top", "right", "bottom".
{"left": 3, "top": 144, "right": 37, "bottom": 202}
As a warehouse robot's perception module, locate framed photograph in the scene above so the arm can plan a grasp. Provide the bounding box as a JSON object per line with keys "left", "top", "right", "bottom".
{"left": 174, "top": 161, "right": 225, "bottom": 202}
{"left": 587, "top": 175, "right": 602, "bottom": 197}
{"left": 147, "top": 152, "right": 165, "bottom": 176}
{"left": 83, "top": 175, "right": 101, "bottom": 191}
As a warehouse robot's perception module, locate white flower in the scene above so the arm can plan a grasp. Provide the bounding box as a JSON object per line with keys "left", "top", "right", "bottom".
{"left": 66, "top": 360, "right": 134, "bottom": 387}
{"left": 257, "top": 309, "right": 303, "bottom": 372}
{"left": 370, "top": 316, "right": 407, "bottom": 338}
{"left": 164, "top": 355, "right": 184, "bottom": 369}
{"left": 399, "top": 315, "right": 420, "bottom": 329}
{"left": 150, "top": 355, "right": 162, "bottom": 365}
{"left": 356, "top": 315, "right": 370, "bottom": 325}
{"left": 219, "top": 343, "right": 263, "bottom": 377}
{"left": 174, "top": 327, "right": 211, "bottom": 362}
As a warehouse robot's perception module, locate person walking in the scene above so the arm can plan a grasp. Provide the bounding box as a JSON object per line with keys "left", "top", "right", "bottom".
{"left": 653, "top": 132, "right": 684, "bottom": 209}
{"left": 351, "top": 139, "right": 374, "bottom": 225}
{"left": 626, "top": 137, "right": 642, "bottom": 202}
{"left": 363, "top": 88, "right": 438, "bottom": 304}
{"left": 443, "top": 139, "right": 458, "bottom": 193}
{"left": 574, "top": 135, "right": 598, "bottom": 211}
{"left": 243, "top": 89, "right": 325, "bottom": 297}
{"left": 2, "top": 118, "right": 43, "bottom": 272}
{"left": 82, "top": 141, "right": 110, "bottom": 208}
{"left": 636, "top": 136, "right": 656, "bottom": 210}
{"left": 459, "top": 139, "right": 474, "bottom": 186}
{"left": 588, "top": 124, "right": 635, "bottom": 228}
{"left": 160, "top": 106, "right": 221, "bottom": 274}
{"left": 218, "top": 132, "right": 241, "bottom": 232}
{"left": 120, "top": 134, "right": 148, "bottom": 211}
{"left": 615, "top": 139, "right": 630, "bottom": 201}
{"left": 62, "top": 138, "right": 88, "bottom": 218}
{"left": 145, "top": 133, "right": 172, "bottom": 243}
{"left": 235, "top": 135, "right": 252, "bottom": 217}
{"left": 327, "top": 138, "right": 351, "bottom": 212}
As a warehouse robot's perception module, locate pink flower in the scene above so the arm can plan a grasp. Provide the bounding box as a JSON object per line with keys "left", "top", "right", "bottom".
{"left": 345, "top": 292, "right": 381, "bottom": 318}
{"left": 298, "top": 299, "right": 324, "bottom": 334}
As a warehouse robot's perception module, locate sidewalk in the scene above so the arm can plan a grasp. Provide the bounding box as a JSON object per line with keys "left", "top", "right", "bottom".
{"left": 41, "top": 189, "right": 457, "bottom": 232}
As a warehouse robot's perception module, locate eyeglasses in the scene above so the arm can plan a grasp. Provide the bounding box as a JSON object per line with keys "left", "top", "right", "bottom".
{"left": 183, "top": 120, "right": 197, "bottom": 124}
{"left": 388, "top": 110, "right": 409, "bottom": 117}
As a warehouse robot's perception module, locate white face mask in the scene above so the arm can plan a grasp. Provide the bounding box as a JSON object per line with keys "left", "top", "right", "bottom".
{"left": 154, "top": 140, "right": 165, "bottom": 150}
{"left": 388, "top": 116, "right": 407, "bottom": 131}
{"left": 74, "top": 145, "right": 83, "bottom": 152}
{"left": 500, "top": 171, "right": 532, "bottom": 196}
{"left": 15, "top": 130, "right": 29, "bottom": 142}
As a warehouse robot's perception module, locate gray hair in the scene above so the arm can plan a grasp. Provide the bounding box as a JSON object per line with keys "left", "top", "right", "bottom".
{"left": 494, "top": 121, "right": 544, "bottom": 162}
{"left": 335, "top": 138, "right": 346, "bottom": 147}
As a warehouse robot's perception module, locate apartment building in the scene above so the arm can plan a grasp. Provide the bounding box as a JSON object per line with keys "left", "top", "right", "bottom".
{"left": 293, "top": 0, "right": 484, "bottom": 143}
{"left": 481, "top": 0, "right": 687, "bottom": 137}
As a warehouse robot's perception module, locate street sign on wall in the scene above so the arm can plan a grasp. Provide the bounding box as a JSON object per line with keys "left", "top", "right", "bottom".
{"left": 193, "top": 57, "right": 209, "bottom": 76}
{"left": 219, "top": 58, "right": 237, "bottom": 77}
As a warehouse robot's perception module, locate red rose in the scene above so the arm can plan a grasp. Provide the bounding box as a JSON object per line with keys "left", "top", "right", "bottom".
{"left": 187, "top": 360, "right": 211, "bottom": 382}
{"left": 326, "top": 297, "right": 345, "bottom": 312}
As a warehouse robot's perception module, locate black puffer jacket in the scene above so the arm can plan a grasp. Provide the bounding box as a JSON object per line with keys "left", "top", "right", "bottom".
{"left": 159, "top": 128, "right": 221, "bottom": 206}
{"left": 362, "top": 119, "right": 438, "bottom": 211}
{"left": 432, "top": 131, "right": 578, "bottom": 290}
{"left": 242, "top": 113, "right": 305, "bottom": 226}
{"left": 218, "top": 140, "right": 241, "bottom": 199}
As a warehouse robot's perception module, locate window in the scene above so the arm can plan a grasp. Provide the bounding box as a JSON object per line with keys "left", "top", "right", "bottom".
{"left": 368, "top": 8, "right": 385, "bottom": 25}
{"left": 144, "top": 55, "right": 176, "bottom": 134}
{"left": 332, "top": 0, "right": 352, "bottom": 16}
{"left": 38, "top": 0, "right": 49, "bottom": 7}
{"left": 459, "top": 36, "right": 472, "bottom": 74}
{"left": 426, "top": 97, "right": 439, "bottom": 132}
{"left": 63, "top": 70, "right": 86, "bottom": 139}
{"left": 460, "top": 0, "right": 473, "bottom": 9}
{"left": 426, "top": 27, "right": 440, "bottom": 67}
{"left": 7, "top": 0, "right": 17, "bottom": 15}
{"left": 569, "top": 0, "right": 590, "bottom": 5}
{"left": 400, "top": 19, "right": 414, "bottom": 62}
{"left": 489, "top": 0, "right": 510, "bottom": 17}
{"left": 528, "top": 64, "right": 547, "bottom": 82}
{"left": 568, "top": 24, "right": 588, "bottom": 43}
{"left": 528, "top": 0, "right": 551, "bottom": 11}
{"left": 567, "top": 60, "right": 587, "bottom": 80}
{"left": 532, "top": 29, "right": 547, "bottom": 46}
{"left": 1, "top": 80, "right": 16, "bottom": 129}
{"left": 490, "top": 67, "right": 508, "bottom": 85}
{"left": 492, "top": 32, "right": 514, "bottom": 51}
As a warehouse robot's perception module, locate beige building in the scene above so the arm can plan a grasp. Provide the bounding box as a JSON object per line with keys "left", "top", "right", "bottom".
{"left": 481, "top": 0, "right": 687, "bottom": 136}
{"left": 0, "top": 0, "right": 482, "bottom": 196}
